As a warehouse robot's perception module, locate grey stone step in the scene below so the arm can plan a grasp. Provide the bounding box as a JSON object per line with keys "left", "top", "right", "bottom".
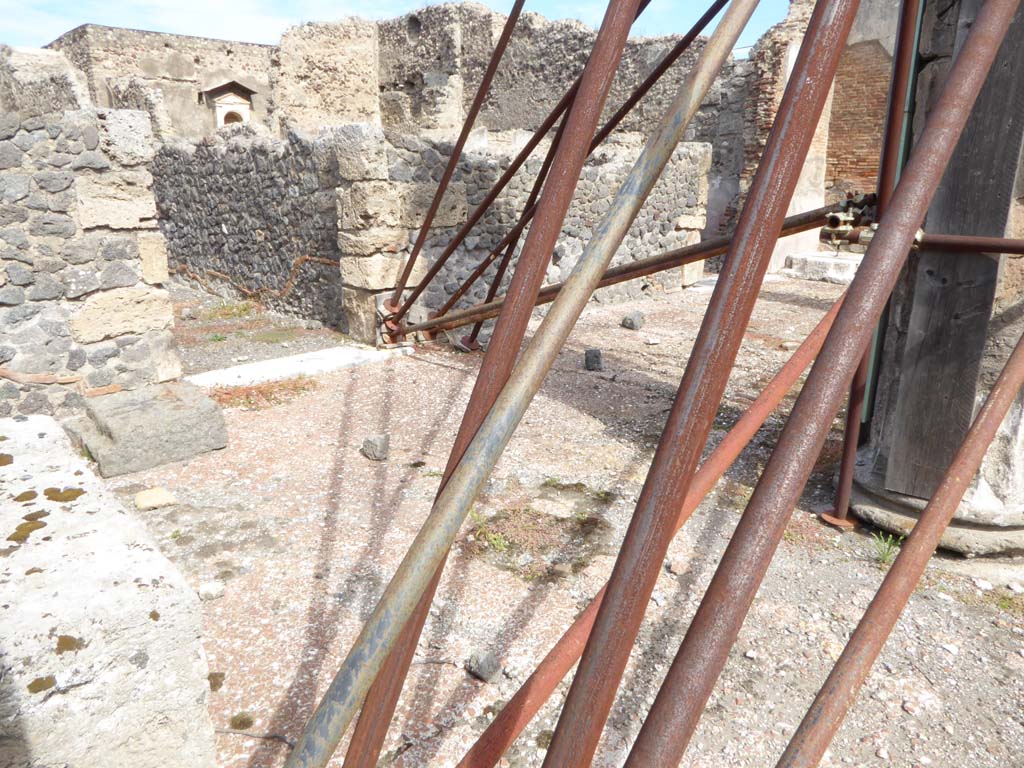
{"left": 781, "top": 252, "right": 863, "bottom": 284}
{"left": 65, "top": 381, "right": 226, "bottom": 477}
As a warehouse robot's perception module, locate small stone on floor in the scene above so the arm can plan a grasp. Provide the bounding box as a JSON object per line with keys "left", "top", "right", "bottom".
{"left": 360, "top": 434, "right": 390, "bottom": 461}
{"left": 621, "top": 310, "right": 645, "bottom": 330}
{"left": 199, "top": 581, "right": 225, "bottom": 601}
{"left": 465, "top": 650, "right": 501, "bottom": 683}
{"left": 134, "top": 487, "right": 178, "bottom": 510}
{"left": 584, "top": 349, "right": 603, "bottom": 371}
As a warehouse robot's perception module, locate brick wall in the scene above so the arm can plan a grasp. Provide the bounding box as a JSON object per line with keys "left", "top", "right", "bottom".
{"left": 825, "top": 40, "right": 892, "bottom": 201}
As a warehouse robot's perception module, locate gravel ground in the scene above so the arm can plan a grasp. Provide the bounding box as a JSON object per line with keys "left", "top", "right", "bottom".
{"left": 107, "top": 276, "right": 1024, "bottom": 768}
{"left": 168, "top": 282, "right": 349, "bottom": 375}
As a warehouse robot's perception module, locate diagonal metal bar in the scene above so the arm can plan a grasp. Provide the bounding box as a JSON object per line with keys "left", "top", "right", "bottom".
{"left": 777, "top": 325, "right": 1024, "bottom": 768}
{"left": 283, "top": 2, "right": 644, "bottom": 765}
{"left": 400, "top": 204, "right": 840, "bottom": 336}
{"left": 624, "top": 0, "right": 1018, "bottom": 763}
{"left": 540, "top": 0, "right": 859, "bottom": 763}
{"left": 459, "top": 290, "right": 845, "bottom": 767}
{"left": 388, "top": 0, "right": 527, "bottom": 308}
{"left": 342, "top": 35, "right": 573, "bottom": 768}
{"left": 390, "top": 0, "right": 727, "bottom": 324}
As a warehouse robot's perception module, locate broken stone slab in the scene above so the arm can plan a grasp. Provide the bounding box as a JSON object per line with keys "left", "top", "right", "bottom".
{"left": 0, "top": 414, "right": 215, "bottom": 768}
{"left": 65, "top": 381, "right": 227, "bottom": 477}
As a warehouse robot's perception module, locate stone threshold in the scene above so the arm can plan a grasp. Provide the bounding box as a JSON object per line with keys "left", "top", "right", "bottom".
{"left": 185, "top": 344, "right": 413, "bottom": 388}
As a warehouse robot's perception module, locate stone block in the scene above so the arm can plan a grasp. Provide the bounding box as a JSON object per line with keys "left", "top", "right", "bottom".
{"left": 32, "top": 170, "right": 74, "bottom": 193}
{"left": 275, "top": 19, "right": 381, "bottom": 132}
{"left": 99, "top": 109, "right": 155, "bottom": 166}
{"left": 674, "top": 213, "right": 707, "bottom": 231}
{"left": 0, "top": 203, "right": 29, "bottom": 225}
{"left": 621, "top": 310, "right": 645, "bottom": 330}
{"left": 5, "top": 261, "right": 31, "bottom": 285}
{"left": 0, "top": 140, "right": 24, "bottom": 170}
{"left": 70, "top": 287, "right": 173, "bottom": 343}
{"left": 342, "top": 286, "right": 381, "bottom": 344}
{"left": 65, "top": 382, "right": 227, "bottom": 477}
{"left": 338, "top": 227, "right": 408, "bottom": 257}
{"left": 62, "top": 267, "right": 100, "bottom": 299}
{"left": 147, "top": 329, "right": 184, "bottom": 382}
{"left": 138, "top": 232, "right": 169, "bottom": 284}
{"left": 340, "top": 252, "right": 426, "bottom": 291}
{"left": 70, "top": 150, "right": 111, "bottom": 170}
{"left": 28, "top": 211, "right": 75, "bottom": 238}
{"left": 134, "top": 487, "right": 178, "bottom": 510}
{"left": 99, "top": 260, "right": 139, "bottom": 290}
{"left": 0, "top": 414, "right": 216, "bottom": 768}
{"left": 76, "top": 171, "right": 157, "bottom": 230}
{"left": 339, "top": 180, "right": 466, "bottom": 229}
{"left": 0, "top": 173, "right": 30, "bottom": 202}
{"left": 360, "top": 433, "right": 390, "bottom": 461}
{"left": 679, "top": 230, "right": 704, "bottom": 287}
{"left": 681, "top": 259, "right": 705, "bottom": 287}
{"left": 26, "top": 272, "right": 63, "bottom": 301}
{"left": 338, "top": 181, "right": 403, "bottom": 229}
{"left": 319, "top": 123, "right": 388, "bottom": 180}
{"left": 0, "top": 285, "right": 25, "bottom": 305}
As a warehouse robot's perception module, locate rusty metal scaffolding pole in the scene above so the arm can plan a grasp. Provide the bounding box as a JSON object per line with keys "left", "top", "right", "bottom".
{"left": 459, "top": 291, "right": 845, "bottom": 768}
{"left": 625, "top": 0, "right": 1017, "bottom": 763}
{"left": 342, "top": 48, "right": 570, "bottom": 768}
{"left": 541, "top": 1, "right": 858, "bottom": 764}
{"left": 400, "top": 204, "right": 840, "bottom": 336}
{"left": 282, "top": 3, "right": 642, "bottom": 766}
{"left": 390, "top": 0, "right": 728, "bottom": 324}
{"left": 918, "top": 232, "right": 1024, "bottom": 254}
{"left": 777, "top": 329, "right": 1024, "bottom": 768}
{"left": 351, "top": 3, "right": 751, "bottom": 762}
{"left": 824, "top": 0, "right": 921, "bottom": 529}
{"left": 457, "top": 0, "right": 733, "bottom": 341}
{"left": 387, "top": 0, "right": 526, "bottom": 309}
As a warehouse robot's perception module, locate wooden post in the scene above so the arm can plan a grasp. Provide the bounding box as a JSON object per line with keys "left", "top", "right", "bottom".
{"left": 884, "top": 0, "right": 1024, "bottom": 498}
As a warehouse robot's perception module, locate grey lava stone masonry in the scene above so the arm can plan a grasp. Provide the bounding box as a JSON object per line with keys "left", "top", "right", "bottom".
{"left": 0, "top": 46, "right": 181, "bottom": 418}
{"left": 152, "top": 126, "right": 345, "bottom": 329}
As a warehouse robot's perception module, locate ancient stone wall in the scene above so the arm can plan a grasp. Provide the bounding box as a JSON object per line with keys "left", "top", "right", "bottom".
{"left": 46, "top": 25, "right": 273, "bottom": 139}
{"left": 375, "top": 3, "right": 748, "bottom": 235}
{"left": 338, "top": 129, "right": 710, "bottom": 342}
{"left": 1, "top": 46, "right": 181, "bottom": 419}
{"left": 152, "top": 126, "right": 344, "bottom": 328}
{"left": 150, "top": 122, "right": 709, "bottom": 343}
{"left": 413, "top": 137, "right": 711, "bottom": 308}
{"left": 271, "top": 21, "right": 380, "bottom": 134}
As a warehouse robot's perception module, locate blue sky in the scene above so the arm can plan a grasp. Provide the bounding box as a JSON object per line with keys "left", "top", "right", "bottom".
{"left": 6, "top": 0, "right": 790, "bottom": 51}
